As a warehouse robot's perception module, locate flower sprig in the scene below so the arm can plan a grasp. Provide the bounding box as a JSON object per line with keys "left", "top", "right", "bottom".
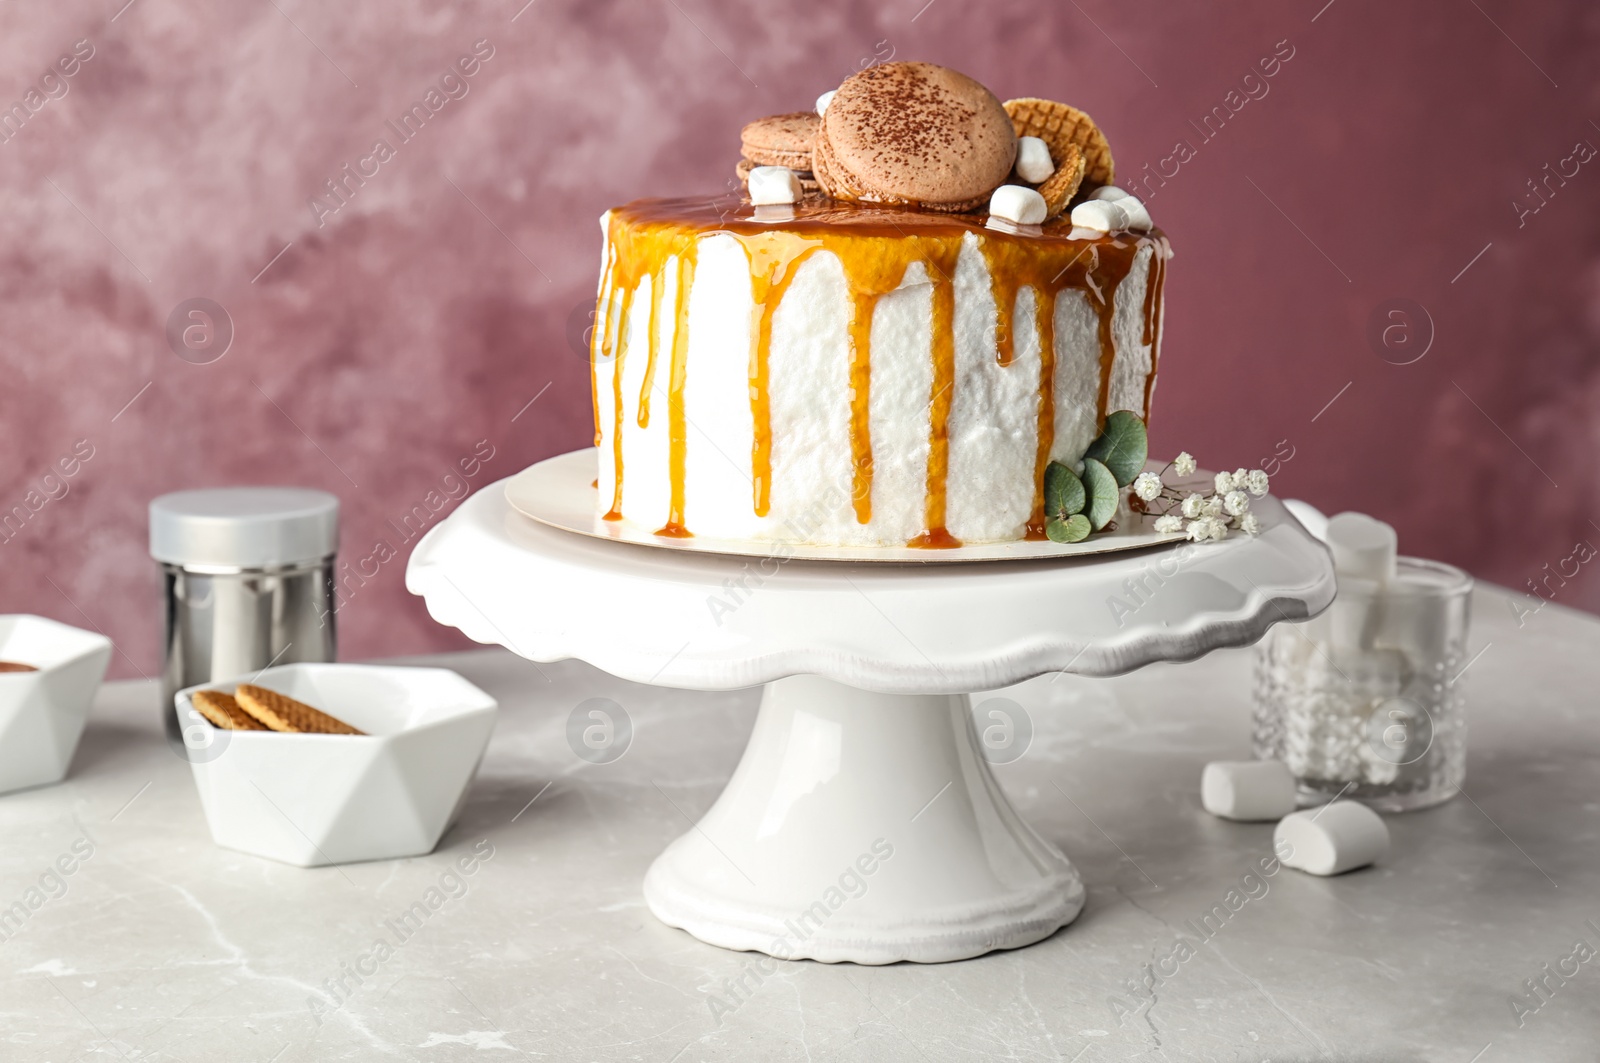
{"left": 1131, "top": 455, "right": 1268, "bottom": 540}
{"left": 1043, "top": 412, "right": 1269, "bottom": 545}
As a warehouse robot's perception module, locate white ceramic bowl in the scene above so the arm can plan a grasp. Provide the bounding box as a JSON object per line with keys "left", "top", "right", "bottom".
{"left": 175, "top": 663, "right": 497, "bottom": 867}
{"left": 0, "top": 615, "right": 112, "bottom": 796}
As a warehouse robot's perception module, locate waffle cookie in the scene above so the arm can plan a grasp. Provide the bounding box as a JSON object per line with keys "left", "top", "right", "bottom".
{"left": 1032, "top": 141, "right": 1086, "bottom": 218}
{"left": 1003, "top": 97, "right": 1115, "bottom": 190}
{"left": 192, "top": 689, "right": 267, "bottom": 731}
{"left": 235, "top": 683, "right": 365, "bottom": 735}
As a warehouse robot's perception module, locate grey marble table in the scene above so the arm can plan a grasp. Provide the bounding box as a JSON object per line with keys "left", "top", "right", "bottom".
{"left": 1, "top": 584, "right": 1595, "bottom": 1062}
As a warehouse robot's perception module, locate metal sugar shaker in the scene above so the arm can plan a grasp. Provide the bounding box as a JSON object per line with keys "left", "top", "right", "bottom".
{"left": 149, "top": 487, "right": 338, "bottom": 743}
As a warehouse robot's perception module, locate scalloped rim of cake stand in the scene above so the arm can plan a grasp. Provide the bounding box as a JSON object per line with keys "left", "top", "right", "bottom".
{"left": 506, "top": 448, "right": 1186, "bottom": 564}
{"left": 409, "top": 461, "right": 1335, "bottom": 694}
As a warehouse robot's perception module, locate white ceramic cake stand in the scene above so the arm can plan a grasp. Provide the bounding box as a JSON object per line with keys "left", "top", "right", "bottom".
{"left": 406, "top": 458, "right": 1334, "bottom": 964}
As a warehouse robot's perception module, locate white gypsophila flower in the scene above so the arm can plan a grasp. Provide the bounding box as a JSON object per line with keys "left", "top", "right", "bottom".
{"left": 1181, "top": 492, "right": 1206, "bottom": 519}
{"left": 1186, "top": 519, "right": 1210, "bottom": 542}
{"left": 1214, "top": 471, "right": 1234, "bottom": 494}
{"left": 1240, "top": 512, "right": 1262, "bottom": 536}
{"left": 1233, "top": 467, "right": 1249, "bottom": 485}
{"left": 1203, "top": 495, "right": 1225, "bottom": 518}
{"left": 1173, "top": 452, "right": 1197, "bottom": 476}
{"left": 1207, "top": 516, "right": 1231, "bottom": 540}
{"left": 1154, "top": 513, "right": 1183, "bottom": 534}
{"left": 1224, "top": 490, "right": 1250, "bottom": 517}
{"left": 1245, "top": 468, "right": 1269, "bottom": 497}
{"left": 1133, "top": 472, "right": 1163, "bottom": 501}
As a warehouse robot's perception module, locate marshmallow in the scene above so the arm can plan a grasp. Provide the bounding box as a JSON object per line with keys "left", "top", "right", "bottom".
{"left": 1275, "top": 802, "right": 1389, "bottom": 876}
{"left": 815, "top": 89, "right": 836, "bottom": 116}
{"left": 1202, "top": 760, "right": 1297, "bottom": 821}
{"left": 1088, "top": 185, "right": 1131, "bottom": 201}
{"left": 1015, "top": 136, "right": 1054, "bottom": 183}
{"left": 1323, "top": 513, "right": 1398, "bottom": 650}
{"left": 1118, "top": 195, "right": 1154, "bottom": 232}
{"left": 1069, "top": 199, "right": 1129, "bottom": 232}
{"left": 1276, "top": 645, "right": 1409, "bottom": 784}
{"left": 748, "top": 166, "right": 802, "bottom": 206}
{"left": 1310, "top": 574, "right": 1384, "bottom": 648}
{"left": 989, "top": 184, "right": 1048, "bottom": 225}
{"left": 1327, "top": 512, "right": 1398, "bottom": 585}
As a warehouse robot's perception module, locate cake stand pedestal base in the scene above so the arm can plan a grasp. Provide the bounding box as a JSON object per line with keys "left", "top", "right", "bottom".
{"left": 642, "top": 675, "right": 1083, "bottom": 965}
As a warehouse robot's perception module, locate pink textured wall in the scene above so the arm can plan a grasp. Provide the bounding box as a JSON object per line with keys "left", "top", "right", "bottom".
{"left": 2, "top": 1, "right": 1596, "bottom": 678}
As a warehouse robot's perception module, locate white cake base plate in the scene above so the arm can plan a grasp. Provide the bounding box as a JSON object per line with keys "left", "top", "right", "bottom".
{"left": 643, "top": 676, "right": 1083, "bottom": 964}
{"left": 505, "top": 447, "right": 1186, "bottom": 563}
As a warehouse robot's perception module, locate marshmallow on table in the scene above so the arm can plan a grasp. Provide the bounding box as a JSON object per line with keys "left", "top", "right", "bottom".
{"left": 1202, "top": 760, "right": 1297, "bottom": 821}
{"left": 815, "top": 89, "right": 836, "bottom": 116}
{"left": 989, "top": 184, "right": 1048, "bottom": 225}
{"left": 748, "top": 166, "right": 802, "bottom": 206}
{"left": 1070, "top": 199, "right": 1130, "bottom": 232}
{"left": 1015, "top": 136, "right": 1054, "bottom": 183}
{"left": 1275, "top": 802, "right": 1389, "bottom": 876}
{"left": 1088, "top": 185, "right": 1131, "bottom": 201}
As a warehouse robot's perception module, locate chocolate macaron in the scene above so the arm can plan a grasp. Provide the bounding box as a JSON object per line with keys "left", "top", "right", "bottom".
{"left": 740, "top": 112, "right": 819, "bottom": 170}
{"left": 816, "top": 62, "right": 1017, "bottom": 212}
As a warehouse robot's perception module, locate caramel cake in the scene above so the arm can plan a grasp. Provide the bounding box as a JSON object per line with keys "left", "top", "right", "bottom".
{"left": 588, "top": 62, "right": 1169, "bottom": 547}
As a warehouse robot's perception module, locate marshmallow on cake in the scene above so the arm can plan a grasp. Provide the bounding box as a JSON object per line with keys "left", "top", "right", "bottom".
{"left": 590, "top": 62, "right": 1170, "bottom": 546}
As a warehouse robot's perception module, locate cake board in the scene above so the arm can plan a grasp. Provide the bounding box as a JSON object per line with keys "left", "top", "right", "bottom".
{"left": 406, "top": 450, "right": 1336, "bottom": 964}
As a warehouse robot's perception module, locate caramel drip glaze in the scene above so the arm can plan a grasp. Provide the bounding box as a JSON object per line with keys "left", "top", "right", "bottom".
{"left": 591, "top": 251, "right": 613, "bottom": 449}
{"left": 1140, "top": 235, "right": 1170, "bottom": 421}
{"left": 591, "top": 198, "right": 1167, "bottom": 545}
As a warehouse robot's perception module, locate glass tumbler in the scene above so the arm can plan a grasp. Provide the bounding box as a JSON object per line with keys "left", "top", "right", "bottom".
{"left": 1253, "top": 557, "right": 1473, "bottom": 813}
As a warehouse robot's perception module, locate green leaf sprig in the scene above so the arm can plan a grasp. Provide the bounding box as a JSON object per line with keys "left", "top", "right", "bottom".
{"left": 1042, "top": 411, "right": 1149, "bottom": 544}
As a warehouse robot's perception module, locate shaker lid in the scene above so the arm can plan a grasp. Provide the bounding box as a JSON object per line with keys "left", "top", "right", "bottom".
{"left": 149, "top": 487, "right": 339, "bottom": 568}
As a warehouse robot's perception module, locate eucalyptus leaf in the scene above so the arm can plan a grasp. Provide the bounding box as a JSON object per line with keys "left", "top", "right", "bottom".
{"left": 1045, "top": 513, "right": 1092, "bottom": 543}
{"left": 1081, "top": 457, "right": 1120, "bottom": 531}
{"left": 1043, "top": 461, "right": 1086, "bottom": 517}
{"left": 1084, "top": 410, "right": 1149, "bottom": 487}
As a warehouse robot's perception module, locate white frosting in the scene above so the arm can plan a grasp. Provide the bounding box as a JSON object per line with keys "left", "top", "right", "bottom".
{"left": 594, "top": 224, "right": 1162, "bottom": 545}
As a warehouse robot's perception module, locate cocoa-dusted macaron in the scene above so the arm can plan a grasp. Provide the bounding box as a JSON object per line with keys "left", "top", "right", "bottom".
{"left": 740, "top": 112, "right": 819, "bottom": 169}
{"left": 817, "top": 62, "right": 1016, "bottom": 211}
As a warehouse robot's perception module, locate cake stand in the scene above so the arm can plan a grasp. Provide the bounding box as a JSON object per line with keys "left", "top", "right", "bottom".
{"left": 406, "top": 455, "right": 1335, "bottom": 964}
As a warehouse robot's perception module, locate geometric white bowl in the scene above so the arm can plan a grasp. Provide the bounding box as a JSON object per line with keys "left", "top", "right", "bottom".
{"left": 0, "top": 614, "right": 113, "bottom": 796}
{"left": 174, "top": 663, "right": 497, "bottom": 867}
